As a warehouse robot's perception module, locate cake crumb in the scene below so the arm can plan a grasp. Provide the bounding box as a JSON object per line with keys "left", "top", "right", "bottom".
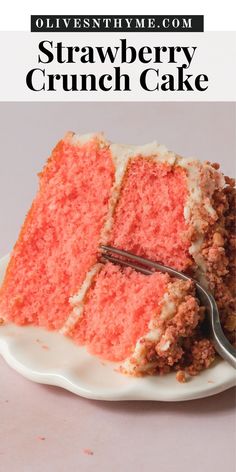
{"left": 0, "top": 318, "right": 5, "bottom": 326}
{"left": 213, "top": 232, "right": 224, "bottom": 247}
{"left": 41, "top": 344, "right": 49, "bottom": 350}
{"left": 83, "top": 448, "right": 94, "bottom": 456}
{"left": 176, "top": 370, "right": 186, "bottom": 383}
{"left": 207, "top": 380, "right": 215, "bottom": 384}
{"left": 37, "top": 436, "right": 46, "bottom": 441}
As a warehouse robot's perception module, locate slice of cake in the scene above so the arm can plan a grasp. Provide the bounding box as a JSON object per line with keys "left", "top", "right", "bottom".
{"left": 0, "top": 132, "right": 235, "bottom": 377}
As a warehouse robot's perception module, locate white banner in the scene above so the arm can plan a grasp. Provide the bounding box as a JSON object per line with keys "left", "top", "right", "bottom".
{"left": 1, "top": 32, "right": 235, "bottom": 101}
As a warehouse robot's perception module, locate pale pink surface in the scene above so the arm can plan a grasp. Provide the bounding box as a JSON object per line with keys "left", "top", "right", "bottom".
{"left": 0, "top": 357, "right": 235, "bottom": 472}
{"left": 0, "top": 102, "right": 236, "bottom": 471}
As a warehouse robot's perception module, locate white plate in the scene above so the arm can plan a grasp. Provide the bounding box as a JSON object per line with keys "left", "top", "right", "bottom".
{"left": 0, "top": 254, "right": 235, "bottom": 401}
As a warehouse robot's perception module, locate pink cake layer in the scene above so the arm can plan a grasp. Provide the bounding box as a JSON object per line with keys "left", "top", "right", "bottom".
{"left": 110, "top": 159, "right": 192, "bottom": 271}
{"left": 70, "top": 263, "right": 170, "bottom": 361}
{"left": 0, "top": 136, "right": 114, "bottom": 329}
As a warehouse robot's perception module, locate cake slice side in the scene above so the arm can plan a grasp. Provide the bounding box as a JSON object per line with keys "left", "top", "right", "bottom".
{"left": 0, "top": 132, "right": 115, "bottom": 329}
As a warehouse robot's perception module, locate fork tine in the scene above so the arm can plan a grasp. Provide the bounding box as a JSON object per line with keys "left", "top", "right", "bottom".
{"left": 101, "top": 245, "right": 162, "bottom": 269}
{"left": 100, "top": 254, "right": 152, "bottom": 276}
{"left": 100, "top": 245, "right": 188, "bottom": 280}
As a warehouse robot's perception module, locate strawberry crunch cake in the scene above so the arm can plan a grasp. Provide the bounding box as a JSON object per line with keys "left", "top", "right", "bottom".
{"left": 0, "top": 132, "right": 235, "bottom": 380}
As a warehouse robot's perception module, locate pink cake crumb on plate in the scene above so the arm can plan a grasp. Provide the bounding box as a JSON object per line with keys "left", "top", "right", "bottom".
{"left": 83, "top": 448, "right": 94, "bottom": 456}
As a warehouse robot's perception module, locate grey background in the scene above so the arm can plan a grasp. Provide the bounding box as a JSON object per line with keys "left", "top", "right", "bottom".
{"left": 0, "top": 102, "right": 235, "bottom": 258}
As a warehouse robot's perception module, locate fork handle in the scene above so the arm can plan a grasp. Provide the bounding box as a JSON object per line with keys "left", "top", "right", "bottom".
{"left": 196, "top": 284, "right": 236, "bottom": 369}
{"left": 212, "top": 318, "right": 236, "bottom": 369}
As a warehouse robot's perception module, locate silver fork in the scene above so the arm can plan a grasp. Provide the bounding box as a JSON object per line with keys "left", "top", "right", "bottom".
{"left": 100, "top": 245, "right": 236, "bottom": 369}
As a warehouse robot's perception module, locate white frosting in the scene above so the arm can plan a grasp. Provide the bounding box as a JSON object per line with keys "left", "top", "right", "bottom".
{"left": 60, "top": 263, "right": 102, "bottom": 335}
{"left": 69, "top": 131, "right": 172, "bottom": 159}
{"left": 99, "top": 145, "right": 130, "bottom": 244}
{"left": 70, "top": 132, "right": 108, "bottom": 146}
{"left": 159, "top": 339, "right": 171, "bottom": 352}
{"left": 111, "top": 141, "right": 169, "bottom": 159}
{"left": 177, "top": 158, "right": 225, "bottom": 283}
{"left": 160, "top": 288, "right": 181, "bottom": 321}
